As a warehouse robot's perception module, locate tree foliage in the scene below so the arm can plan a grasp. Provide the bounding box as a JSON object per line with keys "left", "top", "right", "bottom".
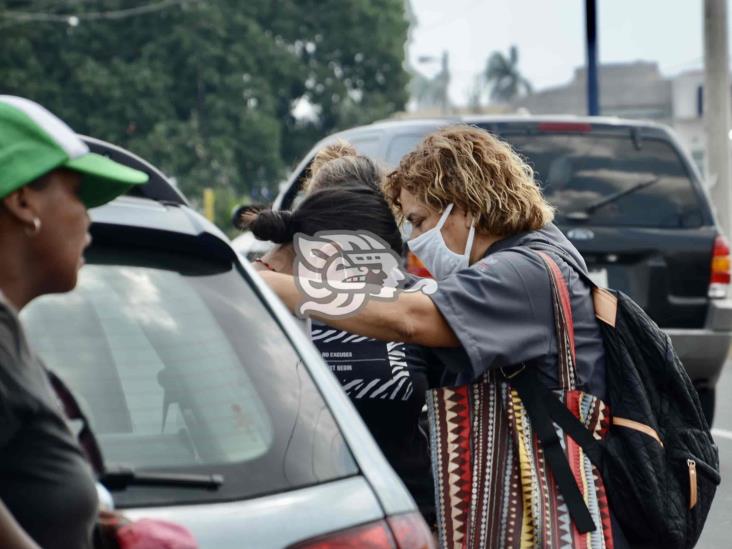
{"left": 0, "top": 0, "right": 409, "bottom": 198}
{"left": 484, "top": 45, "right": 532, "bottom": 103}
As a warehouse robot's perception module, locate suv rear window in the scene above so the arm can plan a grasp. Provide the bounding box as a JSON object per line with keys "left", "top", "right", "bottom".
{"left": 21, "top": 246, "right": 357, "bottom": 508}
{"left": 500, "top": 133, "right": 706, "bottom": 228}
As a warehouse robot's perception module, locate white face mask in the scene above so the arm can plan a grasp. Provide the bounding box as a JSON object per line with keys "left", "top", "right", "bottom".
{"left": 407, "top": 203, "right": 476, "bottom": 280}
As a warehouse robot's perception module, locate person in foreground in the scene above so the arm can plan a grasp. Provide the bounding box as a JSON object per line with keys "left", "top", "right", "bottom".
{"left": 259, "top": 125, "right": 629, "bottom": 548}
{"left": 0, "top": 96, "right": 147, "bottom": 549}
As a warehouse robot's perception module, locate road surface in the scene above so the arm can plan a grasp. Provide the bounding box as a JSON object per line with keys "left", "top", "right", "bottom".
{"left": 696, "top": 359, "right": 731, "bottom": 547}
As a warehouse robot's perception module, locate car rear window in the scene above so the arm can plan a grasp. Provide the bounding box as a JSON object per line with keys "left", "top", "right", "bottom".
{"left": 21, "top": 246, "right": 357, "bottom": 508}
{"left": 500, "top": 133, "right": 706, "bottom": 228}
{"left": 347, "top": 133, "right": 382, "bottom": 158}
{"left": 385, "top": 133, "right": 431, "bottom": 168}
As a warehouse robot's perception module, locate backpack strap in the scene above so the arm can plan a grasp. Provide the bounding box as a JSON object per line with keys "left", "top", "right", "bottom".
{"left": 528, "top": 241, "right": 597, "bottom": 288}
{"left": 503, "top": 250, "right": 606, "bottom": 534}
{"left": 541, "top": 250, "right": 579, "bottom": 390}
{"left": 500, "top": 247, "right": 578, "bottom": 389}
{"left": 529, "top": 242, "right": 618, "bottom": 328}
{"left": 535, "top": 249, "right": 608, "bottom": 462}
{"left": 509, "top": 366, "right": 603, "bottom": 533}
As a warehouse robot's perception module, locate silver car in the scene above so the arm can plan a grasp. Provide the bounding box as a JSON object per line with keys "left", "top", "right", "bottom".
{"left": 20, "top": 139, "right": 435, "bottom": 549}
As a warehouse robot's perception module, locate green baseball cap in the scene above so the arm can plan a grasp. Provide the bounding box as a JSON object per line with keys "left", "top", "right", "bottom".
{"left": 0, "top": 95, "right": 148, "bottom": 208}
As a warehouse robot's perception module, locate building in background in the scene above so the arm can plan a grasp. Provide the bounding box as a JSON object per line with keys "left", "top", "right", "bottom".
{"left": 507, "top": 61, "right": 730, "bottom": 178}
{"left": 511, "top": 61, "right": 672, "bottom": 121}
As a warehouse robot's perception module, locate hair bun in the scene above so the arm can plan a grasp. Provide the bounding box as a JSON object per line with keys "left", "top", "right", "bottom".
{"left": 247, "top": 210, "right": 295, "bottom": 243}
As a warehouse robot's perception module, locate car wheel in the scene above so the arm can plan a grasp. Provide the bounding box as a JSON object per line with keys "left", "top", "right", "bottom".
{"left": 697, "top": 387, "right": 716, "bottom": 426}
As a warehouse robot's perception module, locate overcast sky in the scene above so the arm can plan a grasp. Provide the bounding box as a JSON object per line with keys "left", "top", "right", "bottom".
{"left": 409, "top": 0, "right": 717, "bottom": 105}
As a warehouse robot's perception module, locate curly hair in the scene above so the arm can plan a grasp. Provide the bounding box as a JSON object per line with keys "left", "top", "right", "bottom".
{"left": 383, "top": 125, "right": 554, "bottom": 236}
{"left": 302, "top": 141, "right": 384, "bottom": 194}
{"left": 308, "top": 141, "right": 357, "bottom": 178}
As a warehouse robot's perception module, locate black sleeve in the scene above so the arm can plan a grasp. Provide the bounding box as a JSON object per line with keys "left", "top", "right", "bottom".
{"left": 428, "top": 250, "right": 554, "bottom": 382}
{"left": 0, "top": 306, "right": 24, "bottom": 449}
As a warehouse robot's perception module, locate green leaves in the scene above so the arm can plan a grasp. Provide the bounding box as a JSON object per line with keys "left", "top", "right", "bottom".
{"left": 0, "top": 0, "right": 408, "bottom": 206}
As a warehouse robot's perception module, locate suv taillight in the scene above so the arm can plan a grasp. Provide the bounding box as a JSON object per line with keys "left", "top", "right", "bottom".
{"left": 709, "top": 235, "right": 730, "bottom": 299}
{"left": 288, "top": 513, "right": 435, "bottom": 549}
{"left": 406, "top": 251, "right": 432, "bottom": 278}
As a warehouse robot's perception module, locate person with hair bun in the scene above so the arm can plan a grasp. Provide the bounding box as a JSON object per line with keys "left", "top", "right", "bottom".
{"left": 241, "top": 185, "right": 435, "bottom": 524}
{"left": 243, "top": 186, "right": 403, "bottom": 265}
{"left": 260, "top": 125, "right": 627, "bottom": 548}
{"left": 302, "top": 141, "right": 383, "bottom": 194}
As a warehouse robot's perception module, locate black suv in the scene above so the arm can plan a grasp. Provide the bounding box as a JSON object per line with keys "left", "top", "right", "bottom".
{"left": 234, "top": 116, "right": 732, "bottom": 424}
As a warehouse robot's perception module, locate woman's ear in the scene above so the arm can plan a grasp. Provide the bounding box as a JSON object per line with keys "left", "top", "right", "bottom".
{"left": 453, "top": 206, "right": 472, "bottom": 230}
{"left": 1, "top": 186, "right": 40, "bottom": 227}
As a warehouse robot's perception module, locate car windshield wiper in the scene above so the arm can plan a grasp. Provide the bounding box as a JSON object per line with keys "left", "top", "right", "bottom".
{"left": 101, "top": 466, "right": 223, "bottom": 491}
{"left": 565, "top": 176, "right": 660, "bottom": 222}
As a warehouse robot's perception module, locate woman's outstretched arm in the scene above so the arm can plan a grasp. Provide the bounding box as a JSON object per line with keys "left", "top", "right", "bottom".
{"left": 259, "top": 270, "right": 460, "bottom": 348}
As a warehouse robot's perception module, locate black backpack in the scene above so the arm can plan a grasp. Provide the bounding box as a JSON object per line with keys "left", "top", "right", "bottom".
{"left": 506, "top": 245, "right": 720, "bottom": 548}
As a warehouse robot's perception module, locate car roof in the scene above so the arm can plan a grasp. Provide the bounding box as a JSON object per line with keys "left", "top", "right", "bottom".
{"left": 78, "top": 136, "right": 226, "bottom": 240}
{"left": 81, "top": 135, "right": 189, "bottom": 206}
{"left": 80, "top": 136, "right": 233, "bottom": 263}
{"left": 334, "top": 113, "right": 670, "bottom": 135}
{"left": 90, "top": 195, "right": 225, "bottom": 237}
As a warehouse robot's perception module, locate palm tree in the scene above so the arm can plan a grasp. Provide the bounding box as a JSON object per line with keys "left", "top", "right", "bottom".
{"left": 484, "top": 45, "right": 533, "bottom": 103}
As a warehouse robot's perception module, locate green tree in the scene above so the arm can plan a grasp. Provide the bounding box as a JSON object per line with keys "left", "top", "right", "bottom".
{"left": 0, "top": 0, "right": 409, "bottom": 202}
{"left": 484, "top": 45, "right": 532, "bottom": 103}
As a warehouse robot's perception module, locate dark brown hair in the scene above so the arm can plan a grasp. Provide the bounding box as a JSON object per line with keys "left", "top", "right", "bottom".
{"left": 241, "top": 186, "right": 403, "bottom": 253}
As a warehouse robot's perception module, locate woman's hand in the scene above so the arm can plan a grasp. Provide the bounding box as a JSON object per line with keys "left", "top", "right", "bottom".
{"left": 257, "top": 270, "right": 460, "bottom": 348}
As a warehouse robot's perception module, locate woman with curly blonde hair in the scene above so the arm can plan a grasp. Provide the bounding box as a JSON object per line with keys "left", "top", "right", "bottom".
{"left": 261, "top": 125, "right": 627, "bottom": 548}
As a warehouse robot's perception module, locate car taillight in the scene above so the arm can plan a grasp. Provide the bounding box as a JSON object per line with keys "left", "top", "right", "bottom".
{"left": 709, "top": 235, "right": 730, "bottom": 299}
{"left": 406, "top": 251, "right": 432, "bottom": 278}
{"left": 288, "top": 513, "right": 435, "bottom": 549}
{"left": 387, "top": 513, "right": 436, "bottom": 549}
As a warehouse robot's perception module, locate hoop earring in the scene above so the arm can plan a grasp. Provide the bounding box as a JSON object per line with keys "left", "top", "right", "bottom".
{"left": 25, "top": 217, "right": 42, "bottom": 237}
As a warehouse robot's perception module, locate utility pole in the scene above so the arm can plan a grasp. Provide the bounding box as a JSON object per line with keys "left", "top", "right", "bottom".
{"left": 440, "top": 50, "right": 450, "bottom": 116}
{"left": 585, "top": 0, "right": 599, "bottom": 115}
{"left": 704, "top": 0, "right": 732, "bottom": 238}
{"left": 417, "top": 51, "right": 450, "bottom": 115}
